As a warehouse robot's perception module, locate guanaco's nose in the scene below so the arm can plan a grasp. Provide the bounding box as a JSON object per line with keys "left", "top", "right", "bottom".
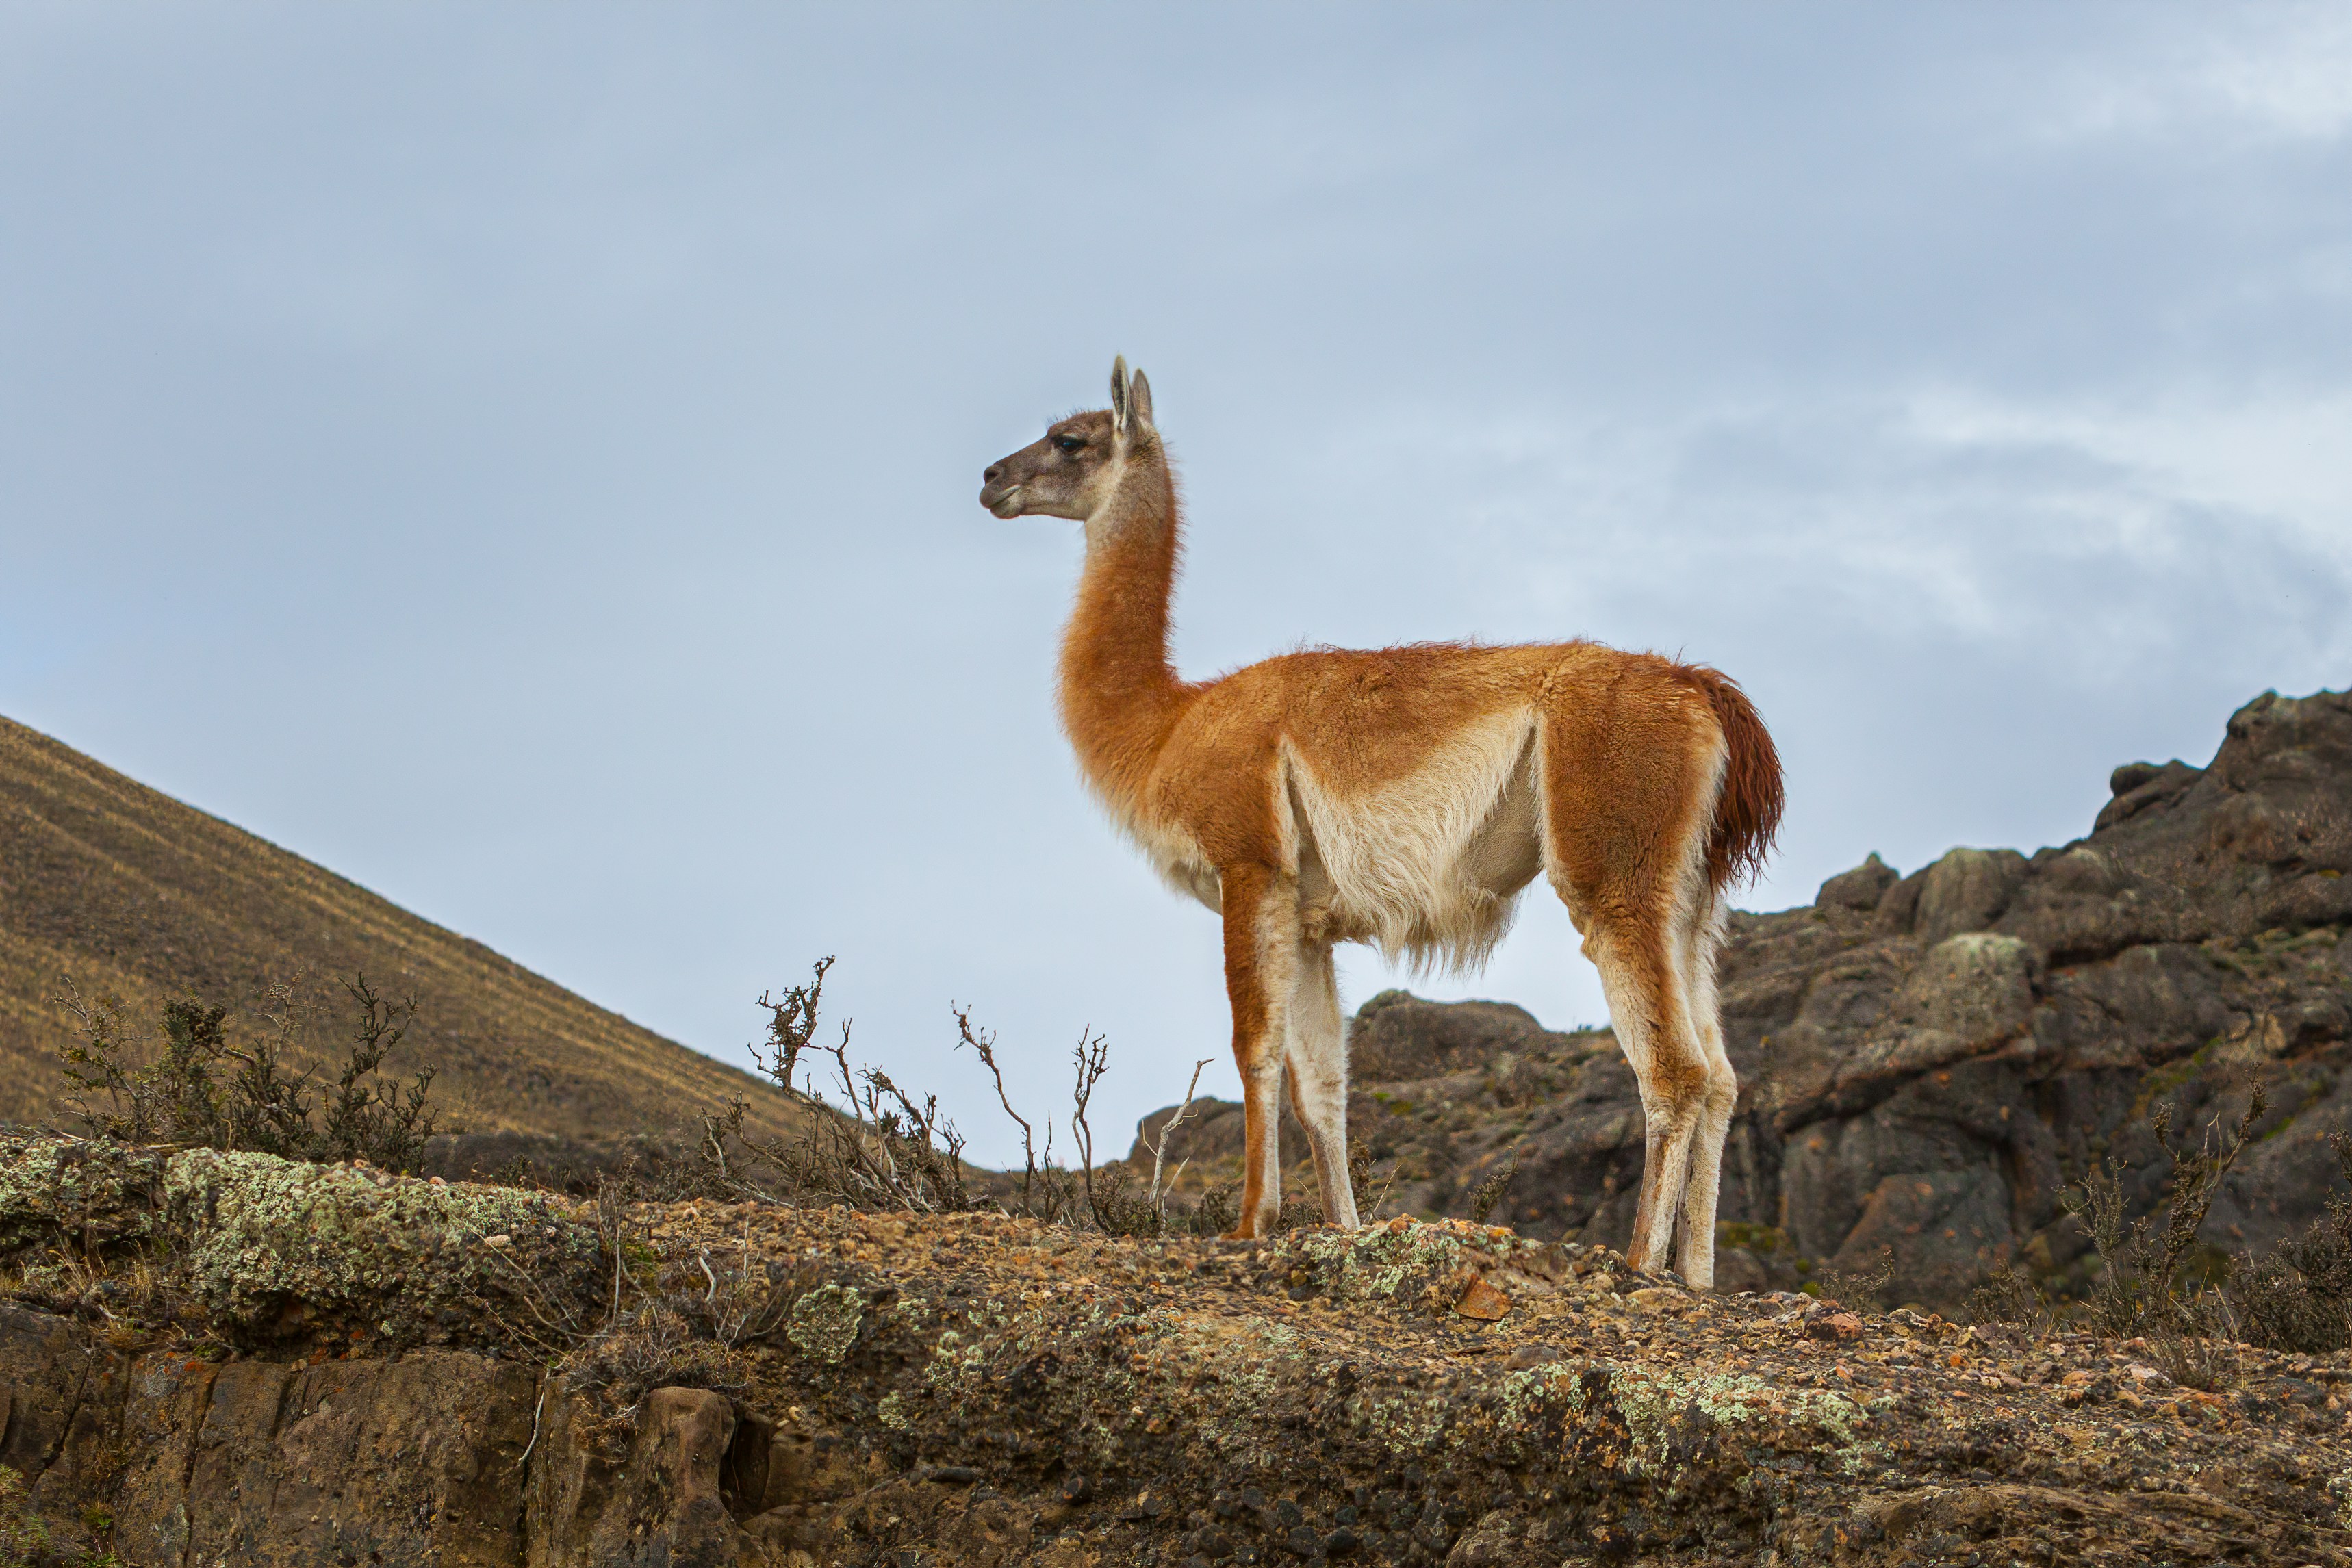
{"left": 983, "top": 461, "right": 1006, "bottom": 485}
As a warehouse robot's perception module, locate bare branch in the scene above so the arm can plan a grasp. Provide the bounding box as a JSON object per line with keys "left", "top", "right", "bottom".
{"left": 1146, "top": 1057, "right": 1214, "bottom": 1213}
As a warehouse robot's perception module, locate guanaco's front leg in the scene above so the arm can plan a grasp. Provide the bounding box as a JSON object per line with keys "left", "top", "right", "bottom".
{"left": 1285, "top": 940, "right": 1359, "bottom": 1229}
{"left": 1219, "top": 864, "right": 1300, "bottom": 1239}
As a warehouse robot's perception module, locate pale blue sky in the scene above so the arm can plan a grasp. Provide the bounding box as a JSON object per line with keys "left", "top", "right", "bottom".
{"left": 3, "top": 4, "right": 2347, "bottom": 1160}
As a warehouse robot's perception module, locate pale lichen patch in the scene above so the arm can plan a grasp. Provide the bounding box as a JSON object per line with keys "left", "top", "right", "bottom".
{"left": 788, "top": 1283, "right": 867, "bottom": 1365}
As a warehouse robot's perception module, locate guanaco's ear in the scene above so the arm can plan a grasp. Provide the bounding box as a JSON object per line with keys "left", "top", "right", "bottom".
{"left": 1110, "top": 355, "right": 1132, "bottom": 435}
{"left": 1127, "top": 367, "right": 1154, "bottom": 431}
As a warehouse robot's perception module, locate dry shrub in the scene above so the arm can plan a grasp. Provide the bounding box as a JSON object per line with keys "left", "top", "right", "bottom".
{"left": 1469, "top": 1161, "right": 1518, "bottom": 1226}
{"left": 1812, "top": 1247, "right": 1897, "bottom": 1311}
{"left": 678, "top": 960, "right": 978, "bottom": 1216}
{"left": 559, "top": 1215, "right": 790, "bottom": 1429}
{"left": 53, "top": 975, "right": 437, "bottom": 1172}
{"left": 1192, "top": 1183, "right": 1238, "bottom": 1237}
{"left": 687, "top": 960, "right": 1223, "bottom": 1237}
{"left": 1271, "top": 1192, "right": 1322, "bottom": 1233}
{"left": 2067, "top": 1080, "right": 2266, "bottom": 1389}
{"left": 1968, "top": 1259, "right": 2054, "bottom": 1335}
{"left": 561, "top": 1303, "right": 751, "bottom": 1426}
{"left": 2230, "top": 1131, "right": 2352, "bottom": 1354}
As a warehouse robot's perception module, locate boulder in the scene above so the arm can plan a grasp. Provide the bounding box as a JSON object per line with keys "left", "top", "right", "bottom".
{"left": 1345, "top": 992, "right": 1583, "bottom": 1083}
{"left": 1913, "top": 847, "right": 2030, "bottom": 944}
{"left": 576, "top": 1387, "right": 754, "bottom": 1567}
{"left": 1815, "top": 852, "right": 1897, "bottom": 911}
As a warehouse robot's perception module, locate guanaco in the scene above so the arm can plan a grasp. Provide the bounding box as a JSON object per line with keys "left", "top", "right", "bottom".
{"left": 978, "top": 359, "right": 1781, "bottom": 1287}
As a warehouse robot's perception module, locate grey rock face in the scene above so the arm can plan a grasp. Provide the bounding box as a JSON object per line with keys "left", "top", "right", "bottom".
{"left": 1136, "top": 686, "right": 2352, "bottom": 1311}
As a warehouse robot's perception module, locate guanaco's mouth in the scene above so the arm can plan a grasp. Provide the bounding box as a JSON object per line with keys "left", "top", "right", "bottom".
{"left": 982, "top": 486, "right": 1025, "bottom": 518}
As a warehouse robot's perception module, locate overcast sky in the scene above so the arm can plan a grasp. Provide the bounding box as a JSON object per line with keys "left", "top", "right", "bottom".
{"left": 3, "top": 3, "right": 2347, "bottom": 1163}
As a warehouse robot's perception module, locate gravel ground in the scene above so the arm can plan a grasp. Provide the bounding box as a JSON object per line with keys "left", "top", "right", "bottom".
{"left": 628, "top": 1198, "right": 2352, "bottom": 1566}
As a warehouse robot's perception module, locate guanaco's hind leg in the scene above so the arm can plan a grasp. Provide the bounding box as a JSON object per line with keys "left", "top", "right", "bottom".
{"left": 1575, "top": 908, "right": 1710, "bottom": 1276}
{"left": 1669, "top": 892, "right": 1737, "bottom": 1287}
{"left": 1283, "top": 940, "right": 1359, "bottom": 1229}
{"left": 1542, "top": 699, "right": 1722, "bottom": 1281}
{"left": 1220, "top": 864, "right": 1301, "bottom": 1239}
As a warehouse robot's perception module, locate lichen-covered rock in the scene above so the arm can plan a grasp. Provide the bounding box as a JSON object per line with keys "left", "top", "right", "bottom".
{"left": 161, "top": 1147, "right": 604, "bottom": 1345}
{"left": 720, "top": 1205, "right": 2352, "bottom": 1566}
{"left": 1275, "top": 1214, "right": 1575, "bottom": 1318}
{"left": 0, "top": 1137, "right": 607, "bottom": 1348}
{"left": 0, "top": 1132, "right": 168, "bottom": 1251}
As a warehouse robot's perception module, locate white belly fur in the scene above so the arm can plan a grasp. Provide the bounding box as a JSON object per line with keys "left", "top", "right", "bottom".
{"left": 1281, "top": 708, "right": 1545, "bottom": 973}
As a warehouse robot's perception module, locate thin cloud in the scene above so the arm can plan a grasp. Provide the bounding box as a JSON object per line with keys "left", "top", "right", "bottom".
{"left": 2037, "top": 3, "right": 2352, "bottom": 145}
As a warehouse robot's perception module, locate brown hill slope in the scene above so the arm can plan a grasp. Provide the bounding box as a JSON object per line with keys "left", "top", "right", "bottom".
{"left": 0, "top": 712, "right": 793, "bottom": 1142}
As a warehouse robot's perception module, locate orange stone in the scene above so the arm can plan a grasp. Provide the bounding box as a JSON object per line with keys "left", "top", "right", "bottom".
{"left": 1455, "top": 1276, "right": 1512, "bottom": 1321}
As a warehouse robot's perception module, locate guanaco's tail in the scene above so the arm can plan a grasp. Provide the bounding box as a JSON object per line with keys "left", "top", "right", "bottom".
{"left": 1680, "top": 665, "right": 1784, "bottom": 894}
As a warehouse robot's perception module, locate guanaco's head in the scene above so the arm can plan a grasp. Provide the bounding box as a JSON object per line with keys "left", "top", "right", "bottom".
{"left": 978, "top": 357, "right": 1155, "bottom": 522}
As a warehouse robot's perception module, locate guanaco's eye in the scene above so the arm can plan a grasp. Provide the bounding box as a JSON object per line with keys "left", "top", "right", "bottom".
{"left": 1053, "top": 435, "right": 1084, "bottom": 453}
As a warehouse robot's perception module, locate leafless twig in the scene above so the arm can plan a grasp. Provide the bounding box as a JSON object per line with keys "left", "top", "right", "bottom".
{"left": 1145, "top": 1058, "right": 1214, "bottom": 1213}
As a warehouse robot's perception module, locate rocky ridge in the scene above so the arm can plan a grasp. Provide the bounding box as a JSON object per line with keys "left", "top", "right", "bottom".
{"left": 1136, "top": 688, "right": 2352, "bottom": 1311}
{"left": 3, "top": 1140, "right": 2350, "bottom": 1565}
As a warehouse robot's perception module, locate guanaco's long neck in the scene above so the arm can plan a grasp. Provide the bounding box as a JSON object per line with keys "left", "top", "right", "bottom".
{"left": 1057, "top": 442, "right": 1187, "bottom": 814}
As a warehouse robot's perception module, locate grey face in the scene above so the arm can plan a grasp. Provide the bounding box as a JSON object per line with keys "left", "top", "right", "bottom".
{"left": 978, "top": 409, "right": 1121, "bottom": 521}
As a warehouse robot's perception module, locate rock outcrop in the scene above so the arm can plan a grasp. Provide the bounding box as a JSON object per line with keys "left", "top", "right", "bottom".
{"left": 0, "top": 1300, "right": 779, "bottom": 1565}
{"left": 6, "top": 1190, "right": 2351, "bottom": 1566}
{"left": 0, "top": 1132, "right": 602, "bottom": 1345}
{"left": 1136, "top": 688, "right": 2352, "bottom": 1309}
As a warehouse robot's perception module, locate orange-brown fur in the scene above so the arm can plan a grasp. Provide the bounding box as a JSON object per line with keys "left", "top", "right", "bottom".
{"left": 980, "top": 361, "right": 1782, "bottom": 1285}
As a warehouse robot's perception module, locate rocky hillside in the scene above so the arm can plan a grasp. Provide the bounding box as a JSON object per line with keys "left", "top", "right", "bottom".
{"left": 3, "top": 1133, "right": 2347, "bottom": 1566}
{"left": 1134, "top": 687, "right": 2352, "bottom": 1311}
{"left": 0, "top": 712, "right": 793, "bottom": 1145}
